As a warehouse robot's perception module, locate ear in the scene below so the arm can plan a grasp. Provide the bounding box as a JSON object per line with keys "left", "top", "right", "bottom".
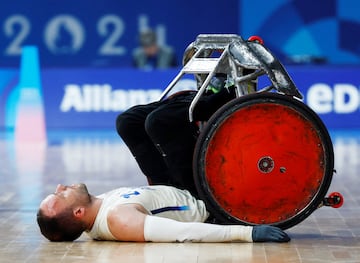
{"left": 73, "top": 207, "right": 85, "bottom": 219}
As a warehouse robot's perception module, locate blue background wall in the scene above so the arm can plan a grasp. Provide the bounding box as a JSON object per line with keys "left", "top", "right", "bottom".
{"left": 0, "top": 0, "right": 238, "bottom": 67}
{"left": 240, "top": 0, "right": 360, "bottom": 64}
{"left": 1, "top": 0, "right": 359, "bottom": 67}
{"left": 0, "top": 0, "right": 359, "bottom": 130}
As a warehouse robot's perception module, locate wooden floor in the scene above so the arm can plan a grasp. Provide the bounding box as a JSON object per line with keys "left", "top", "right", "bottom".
{"left": 1, "top": 129, "right": 359, "bottom": 263}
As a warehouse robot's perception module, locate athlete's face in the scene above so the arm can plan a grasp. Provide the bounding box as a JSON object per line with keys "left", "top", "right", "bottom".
{"left": 40, "top": 183, "right": 91, "bottom": 217}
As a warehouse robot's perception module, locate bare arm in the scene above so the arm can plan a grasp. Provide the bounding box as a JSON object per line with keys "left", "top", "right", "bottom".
{"left": 107, "top": 203, "right": 149, "bottom": 241}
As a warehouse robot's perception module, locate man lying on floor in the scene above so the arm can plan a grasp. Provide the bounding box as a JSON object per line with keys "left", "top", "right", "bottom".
{"left": 37, "top": 183, "right": 290, "bottom": 243}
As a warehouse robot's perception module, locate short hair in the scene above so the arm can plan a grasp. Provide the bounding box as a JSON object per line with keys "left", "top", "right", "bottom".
{"left": 37, "top": 207, "right": 86, "bottom": 241}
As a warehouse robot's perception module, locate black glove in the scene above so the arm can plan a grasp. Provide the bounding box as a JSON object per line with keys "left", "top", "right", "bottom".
{"left": 252, "top": 225, "right": 291, "bottom": 242}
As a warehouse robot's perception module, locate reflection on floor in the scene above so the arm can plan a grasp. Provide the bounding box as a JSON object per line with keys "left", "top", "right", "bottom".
{"left": 1, "top": 129, "right": 359, "bottom": 262}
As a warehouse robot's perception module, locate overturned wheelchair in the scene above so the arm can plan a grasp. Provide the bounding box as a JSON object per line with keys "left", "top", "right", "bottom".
{"left": 159, "top": 34, "right": 343, "bottom": 230}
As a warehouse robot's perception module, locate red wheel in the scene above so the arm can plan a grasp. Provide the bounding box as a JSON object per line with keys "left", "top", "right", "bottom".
{"left": 193, "top": 93, "right": 334, "bottom": 229}
{"left": 328, "top": 192, "right": 344, "bottom": 208}
{"left": 248, "top": 35, "right": 264, "bottom": 45}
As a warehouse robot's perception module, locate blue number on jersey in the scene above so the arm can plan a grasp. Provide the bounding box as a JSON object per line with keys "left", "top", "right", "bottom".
{"left": 120, "top": 191, "right": 140, "bottom": 199}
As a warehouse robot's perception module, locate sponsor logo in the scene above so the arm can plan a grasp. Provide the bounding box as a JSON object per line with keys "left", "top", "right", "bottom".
{"left": 59, "top": 79, "right": 197, "bottom": 112}
{"left": 60, "top": 84, "right": 162, "bottom": 112}
{"left": 306, "top": 83, "right": 360, "bottom": 114}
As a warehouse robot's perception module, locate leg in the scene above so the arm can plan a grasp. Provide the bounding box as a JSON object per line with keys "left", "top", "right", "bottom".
{"left": 145, "top": 93, "right": 199, "bottom": 196}
{"left": 116, "top": 103, "right": 171, "bottom": 185}
{"left": 144, "top": 89, "right": 235, "bottom": 196}
{"left": 116, "top": 88, "right": 235, "bottom": 192}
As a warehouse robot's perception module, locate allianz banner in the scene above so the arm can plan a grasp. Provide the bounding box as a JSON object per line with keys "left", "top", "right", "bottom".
{"left": 41, "top": 68, "right": 196, "bottom": 128}
{"left": 0, "top": 66, "right": 359, "bottom": 129}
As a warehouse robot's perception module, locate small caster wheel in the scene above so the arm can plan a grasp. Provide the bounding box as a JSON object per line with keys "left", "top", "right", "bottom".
{"left": 248, "top": 35, "right": 264, "bottom": 45}
{"left": 324, "top": 192, "right": 344, "bottom": 208}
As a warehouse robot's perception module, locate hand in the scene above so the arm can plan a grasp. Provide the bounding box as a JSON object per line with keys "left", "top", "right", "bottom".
{"left": 252, "top": 225, "right": 290, "bottom": 242}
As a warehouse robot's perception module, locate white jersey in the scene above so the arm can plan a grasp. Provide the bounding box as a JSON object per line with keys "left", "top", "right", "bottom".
{"left": 87, "top": 185, "right": 209, "bottom": 240}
